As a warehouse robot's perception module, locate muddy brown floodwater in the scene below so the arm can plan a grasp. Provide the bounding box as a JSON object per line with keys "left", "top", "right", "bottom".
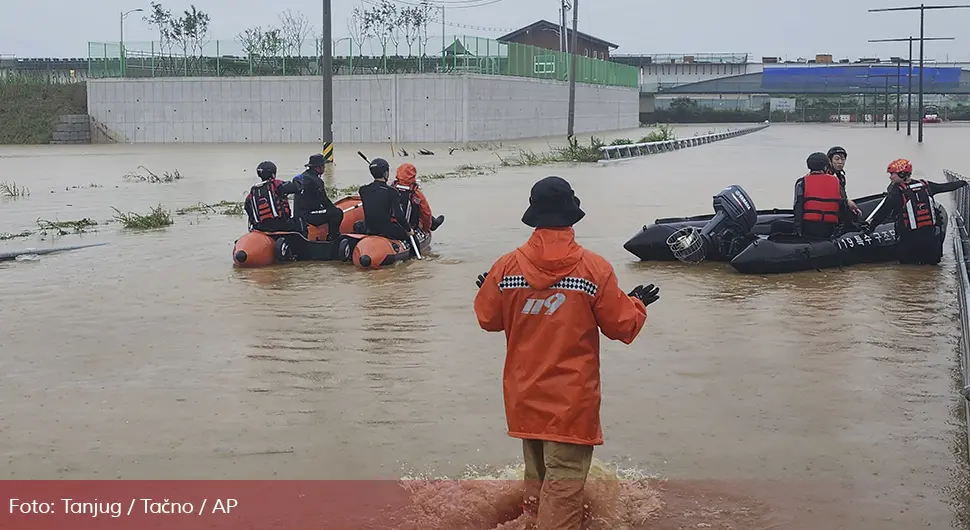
{"left": 1, "top": 123, "right": 969, "bottom": 529}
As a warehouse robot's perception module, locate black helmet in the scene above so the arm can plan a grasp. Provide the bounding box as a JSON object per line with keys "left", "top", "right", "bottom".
{"left": 256, "top": 161, "right": 277, "bottom": 180}
{"left": 369, "top": 158, "right": 390, "bottom": 179}
{"left": 807, "top": 152, "right": 830, "bottom": 172}
{"left": 827, "top": 146, "right": 847, "bottom": 159}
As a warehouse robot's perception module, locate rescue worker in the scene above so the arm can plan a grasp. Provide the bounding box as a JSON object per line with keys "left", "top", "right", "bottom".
{"left": 794, "top": 152, "right": 851, "bottom": 240}
{"left": 293, "top": 153, "right": 342, "bottom": 241}
{"left": 473, "top": 176, "right": 660, "bottom": 530}
{"left": 865, "top": 158, "right": 967, "bottom": 265}
{"left": 827, "top": 146, "right": 860, "bottom": 215}
{"left": 244, "top": 161, "right": 304, "bottom": 234}
{"left": 391, "top": 163, "right": 444, "bottom": 233}
{"left": 358, "top": 158, "right": 412, "bottom": 243}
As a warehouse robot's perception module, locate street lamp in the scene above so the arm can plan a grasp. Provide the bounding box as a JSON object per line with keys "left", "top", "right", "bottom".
{"left": 869, "top": 36, "right": 954, "bottom": 136}
{"left": 869, "top": 3, "right": 970, "bottom": 143}
{"left": 120, "top": 8, "right": 143, "bottom": 77}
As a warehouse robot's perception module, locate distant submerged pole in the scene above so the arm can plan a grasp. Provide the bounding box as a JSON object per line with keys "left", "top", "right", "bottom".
{"left": 566, "top": 0, "right": 579, "bottom": 141}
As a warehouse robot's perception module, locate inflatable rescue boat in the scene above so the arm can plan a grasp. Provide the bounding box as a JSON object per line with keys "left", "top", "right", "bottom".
{"left": 625, "top": 184, "right": 947, "bottom": 274}
{"left": 231, "top": 195, "right": 438, "bottom": 270}
{"left": 624, "top": 191, "right": 889, "bottom": 262}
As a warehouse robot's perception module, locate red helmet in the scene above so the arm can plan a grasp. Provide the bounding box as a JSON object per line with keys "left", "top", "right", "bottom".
{"left": 887, "top": 158, "right": 912, "bottom": 174}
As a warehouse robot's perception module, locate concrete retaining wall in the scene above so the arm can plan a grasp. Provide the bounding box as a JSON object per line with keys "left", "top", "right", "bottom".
{"left": 598, "top": 123, "right": 770, "bottom": 163}
{"left": 50, "top": 114, "right": 91, "bottom": 144}
{"left": 85, "top": 74, "right": 638, "bottom": 144}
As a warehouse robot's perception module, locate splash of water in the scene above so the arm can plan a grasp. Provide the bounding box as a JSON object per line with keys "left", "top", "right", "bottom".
{"left": 389, "top": 458, "right": 663, "bottom": 530}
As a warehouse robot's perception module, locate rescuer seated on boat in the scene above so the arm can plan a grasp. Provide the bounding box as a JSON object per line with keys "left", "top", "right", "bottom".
{"left": 244, "top": 161, "right": 305, "bottom": 234}
{"left": 293, "top": 154, "right": 343, "bottom": 241}
{"left": 793, "top": 152, "right": 853, "bottom": 240}
{"left": 392, "top": 163, "right": 444, "bottom": 233}
{"left": 826, "top": 145, "right": 861, "bottom": 216}
{"left": 359, "top": 158, "right": 412, "bottom": 243}
{"left": 864, "top": 158, "right": 967, "bottom": 265}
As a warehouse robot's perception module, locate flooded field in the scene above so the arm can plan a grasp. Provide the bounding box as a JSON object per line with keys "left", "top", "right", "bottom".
{"left": 1, "top": 122, "right": 969, "bottom": 529}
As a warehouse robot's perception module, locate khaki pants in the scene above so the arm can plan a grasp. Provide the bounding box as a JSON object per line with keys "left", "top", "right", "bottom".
{"left": 521, "top": 439, "right": 594, "bottom": 530}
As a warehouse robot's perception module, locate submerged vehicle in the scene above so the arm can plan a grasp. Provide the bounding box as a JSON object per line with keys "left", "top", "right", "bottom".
{"left": 624, "top": 191, "right": 889, "bottom": 262}
{"left": 922, "top": 104, "right": 943, "bottom": 124}
{"left": 231, "top": 196, "right": 435, "bottom": 270}
{"left": 626, "top": 185, "right": 947, "bottom": 274}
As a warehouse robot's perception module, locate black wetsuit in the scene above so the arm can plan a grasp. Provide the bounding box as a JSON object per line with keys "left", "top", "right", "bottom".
{"left": 293, "top": 168, "right": 343, "bottom": 240}
{"left": 867, "top": 179, "right": 967, "bottom": 264}
{"left": 358, "top": 180, "right": 410, "bottom": 242}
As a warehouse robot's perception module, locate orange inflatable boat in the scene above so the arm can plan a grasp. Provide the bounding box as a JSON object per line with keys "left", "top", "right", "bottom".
{"left": 231, "top": 195, "right": 436, "bottom": 270}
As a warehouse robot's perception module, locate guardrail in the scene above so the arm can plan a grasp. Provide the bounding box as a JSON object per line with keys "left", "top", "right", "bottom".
{"left": 597, "top": 123, "right": 770, "bottom": 163}
{"left": 945, "top": 168, "right": 970, "bottom": 454}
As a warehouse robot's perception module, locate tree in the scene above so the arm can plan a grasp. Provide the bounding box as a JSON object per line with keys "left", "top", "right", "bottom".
{"left": 279, "top": 9, "right": 311, "bottom": 57}
{"left": 415, "top": 0, "right": 435, "bottom": 58}
{"left": 237, "top": 26, "right": 284, "bottom": 73}
{"left": 181, "top": 5, "right": 211, "bottom": 59}
{"left": 347, "top": 5, "right": 372, "bottom": 69}
{"left": 143, "top": 2, "right": 175, "bottom": 70}
{"left": 144, "top": 2, "right": 172, "bottom": 49}
{"left": 366, "top": 0, "right": 398, "bottom": 60}
{"left": 399, "top": 6, "right": 418, "bottom": 57}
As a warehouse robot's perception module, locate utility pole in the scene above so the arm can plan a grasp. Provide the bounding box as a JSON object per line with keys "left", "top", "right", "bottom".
{"left": 869, "top": 3, "right": 970, "bottom": 143}
{"left": 566, "top": 0, "right": 579, "bottom": 141}
{"left": 120, "top": 8, "right": 143, "bottom": 77}
{"left": 321, "top": 0, "right": 334, "bottom": 163}
{"left": 869, "top": 36, "right": 953, "bottom": 136}
{"left": 894, "top": 57, "right": 902, "bottom": 131}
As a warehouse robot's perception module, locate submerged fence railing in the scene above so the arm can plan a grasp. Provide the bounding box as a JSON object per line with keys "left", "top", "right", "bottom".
{"left": 81, "top": 35, "right": 639, "bottom": 89}
{"left": 945, "top": 168, "right": 970, "bottom": 455}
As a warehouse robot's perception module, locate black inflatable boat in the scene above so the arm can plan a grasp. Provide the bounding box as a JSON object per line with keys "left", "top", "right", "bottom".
{"left": 730, "top": 208, "right": 947, "bottom": 274}
{"left": 623, "top": 190, "right": 890, "bottom": 262}
{"left": 624, "top": 184, "right": 947, "bottom": 274}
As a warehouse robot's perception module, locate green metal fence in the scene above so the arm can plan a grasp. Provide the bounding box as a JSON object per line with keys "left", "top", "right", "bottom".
{"left": 86, "top": 34, "right": 639, "bottom": 88}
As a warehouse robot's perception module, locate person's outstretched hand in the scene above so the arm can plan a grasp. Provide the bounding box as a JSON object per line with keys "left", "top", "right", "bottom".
{"left": 476, "top": 272, "right": 488, "bottom": 288}
{"left": 628, "top": 284, "right": 660, "bottom": 306}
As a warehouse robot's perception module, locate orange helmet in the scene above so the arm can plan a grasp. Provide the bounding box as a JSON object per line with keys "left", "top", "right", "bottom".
{"left": 887, "top": 159, "right": 912, "bottom": 174}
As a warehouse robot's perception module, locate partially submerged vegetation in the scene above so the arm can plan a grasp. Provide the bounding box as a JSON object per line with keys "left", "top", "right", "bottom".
{"left": 0, "top": 230, "right": 33, "bottom": 241}
{"left": 123, "top": 166, "right": 184, "bottom": 183}
{"left": 112, "top": 205, "right": 174, "bottom": 229}
{"left": 0, "top": 181, "right": 30, "bottom": 198}
{"left": 496, "top": 124, "right": 678, "bottom": 166}
{"left": 176, "top": 200, "right": 245, "bottom": 216}
{"left": 37, "top": 218, "right": 98, "bottom": 236}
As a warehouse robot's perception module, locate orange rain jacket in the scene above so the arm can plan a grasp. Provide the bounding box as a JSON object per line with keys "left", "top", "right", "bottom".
{"left": 473, "top": 227, "right": 647, "bottom": 446}
{"left": 392, "top": 163, "right": 434, "bottom": 232}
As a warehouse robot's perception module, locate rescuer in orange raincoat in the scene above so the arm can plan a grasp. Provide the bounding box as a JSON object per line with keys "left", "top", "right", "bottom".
{"left": 473, "top": 176, "right": 660, "bottom": 530}
{"left": 392, "top": 163, "right": 444, "bottom": 233}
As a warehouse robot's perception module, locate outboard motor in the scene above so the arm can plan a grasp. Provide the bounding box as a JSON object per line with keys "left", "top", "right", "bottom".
{"left": 667, "top": 185, "right": 758, "bottom": 263}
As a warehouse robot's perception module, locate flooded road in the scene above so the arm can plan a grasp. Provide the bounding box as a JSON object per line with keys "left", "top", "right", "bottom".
{"left": 1, "top": 122, "right": 968, "bottom": 528}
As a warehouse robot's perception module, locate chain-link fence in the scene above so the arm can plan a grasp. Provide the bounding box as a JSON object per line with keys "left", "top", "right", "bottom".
{"left": 945, "top": 168, "right": 970, "bottom": 455}
{"left": 85, "top": 34, "right": 638, "bottom": 88}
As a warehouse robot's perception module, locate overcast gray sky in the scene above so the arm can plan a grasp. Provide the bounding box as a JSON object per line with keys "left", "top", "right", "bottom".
{"left": 3, "top": 0, "right": 969, "bottom": 61}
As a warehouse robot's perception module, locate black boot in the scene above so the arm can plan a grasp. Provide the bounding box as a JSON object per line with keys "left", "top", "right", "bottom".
{"left": 430, "top": 215, "right": 444, "bottom": 231}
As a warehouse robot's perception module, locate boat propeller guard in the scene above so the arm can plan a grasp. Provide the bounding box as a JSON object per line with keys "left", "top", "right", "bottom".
{"left": 667, "top": 226, "right": 706, "bottom": 263}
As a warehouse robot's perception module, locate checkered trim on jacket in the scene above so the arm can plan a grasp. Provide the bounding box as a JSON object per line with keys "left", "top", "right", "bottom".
{"left": 498, "top": 275, "right": 598, "bottom": 297}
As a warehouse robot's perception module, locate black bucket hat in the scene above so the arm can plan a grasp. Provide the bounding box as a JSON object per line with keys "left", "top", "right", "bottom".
{"left": 522, "top": 176, "right": 586, "bottom": 228}
{"left": 306, "top": 153, "right": 328, "bottom": 168}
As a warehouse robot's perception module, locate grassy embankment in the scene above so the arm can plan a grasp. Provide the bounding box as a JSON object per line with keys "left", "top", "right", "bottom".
{"left": 0, "top": 77, "right": 87, "bottom": 144}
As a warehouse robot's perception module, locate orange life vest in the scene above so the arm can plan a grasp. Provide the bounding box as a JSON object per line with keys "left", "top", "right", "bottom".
{"left": 801, "top": 173, "right": 843, "bottom": 224}
{"left": 898, "top": 179, "right": 937, "bottom": 230}
{"left": 248, "top": 179, "right": 292, "bottom": 224}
